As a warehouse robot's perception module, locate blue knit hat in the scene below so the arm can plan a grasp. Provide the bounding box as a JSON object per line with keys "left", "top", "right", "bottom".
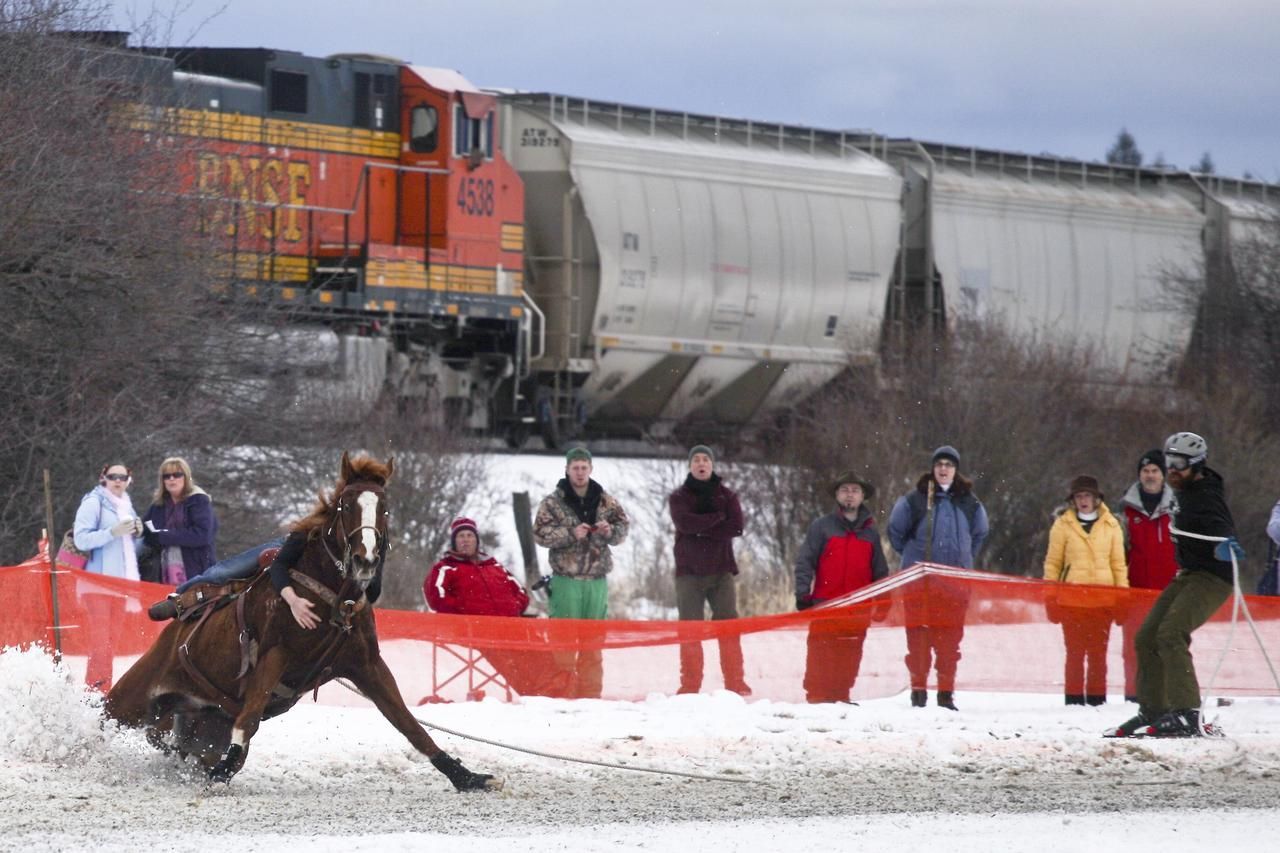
{"left": 931, "top": 445, "right": 960, "bottom": 467}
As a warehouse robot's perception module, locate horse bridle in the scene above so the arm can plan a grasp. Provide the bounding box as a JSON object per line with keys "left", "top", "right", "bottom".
{"left": 320, "top": 482, "right": 388, "bottom": 583}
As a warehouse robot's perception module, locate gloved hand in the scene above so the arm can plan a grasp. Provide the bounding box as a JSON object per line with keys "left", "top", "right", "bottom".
{"left": 110, "top": 519, "right": 137, "bottom": 537}
{"left": 1214, "top": 537, "right": 1245, "bottom": 562}
{"left": 795, "top": 594, "right": 814, "bottom": 611}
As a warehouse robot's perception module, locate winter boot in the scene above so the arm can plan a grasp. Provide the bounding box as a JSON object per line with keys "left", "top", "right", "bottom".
{"left": 1138, "top": 708, "right": 1221, "bottom": 738}
{"left": 937, "top": 691, "right": 958, "bottom": 711}
{"left": 1103, "top": 712, "right": 1151, "bottom": 738}
{"left": 1086, "top": 695, "right": 1106, "bottom": 706}
{"left": 1065, "top": 694, "right": 1086, "bottom": 706}
{"left": 910, "top": 689, "right": 928, "bottom": 708}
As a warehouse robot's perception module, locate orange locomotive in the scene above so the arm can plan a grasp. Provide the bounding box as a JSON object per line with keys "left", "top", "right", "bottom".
{"left": 133, "top": 44, "right": 530, "bottom": 434}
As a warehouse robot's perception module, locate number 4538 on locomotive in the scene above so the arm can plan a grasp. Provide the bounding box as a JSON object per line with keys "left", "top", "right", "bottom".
{"left": 130, "top": 43, "right": 538, "bottom": 441}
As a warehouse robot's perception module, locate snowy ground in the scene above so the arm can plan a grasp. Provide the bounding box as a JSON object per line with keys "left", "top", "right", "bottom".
{"left": 2, "top": 647, "right": 1277, "bottom": 852}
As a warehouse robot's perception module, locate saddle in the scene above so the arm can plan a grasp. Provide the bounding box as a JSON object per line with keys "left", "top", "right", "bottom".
{"left": 166, "top": 547, "right": 280, "bottom": 622}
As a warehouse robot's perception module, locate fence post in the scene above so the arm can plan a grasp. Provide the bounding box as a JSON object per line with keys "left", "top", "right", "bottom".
{"left": 512, "top": 491, "right": 540, "bottom": 593}
{"left": 42, "top": 468, "right": 63, "bottom": 660}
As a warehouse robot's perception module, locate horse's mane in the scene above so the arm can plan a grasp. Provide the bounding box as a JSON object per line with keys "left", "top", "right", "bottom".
{"left": 291, "top": 454, "right": 392, "bottom": 535}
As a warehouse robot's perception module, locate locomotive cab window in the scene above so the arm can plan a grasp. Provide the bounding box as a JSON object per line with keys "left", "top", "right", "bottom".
{"left": 452, "top": 102, "right": 493, "bottom": 160}
{"left": 410, "top": 104, "right": 439, "bottom": 153}
{"left": 269, "top": 69, "right": 309, "bottom": 114}
{"left": 355, "top": 72, "right": 399, "bottom": 131}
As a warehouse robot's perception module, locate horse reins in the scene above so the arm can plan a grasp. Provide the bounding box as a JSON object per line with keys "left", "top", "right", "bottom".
{"left": 174, "top": 483, "right": 387, "bottom": 716}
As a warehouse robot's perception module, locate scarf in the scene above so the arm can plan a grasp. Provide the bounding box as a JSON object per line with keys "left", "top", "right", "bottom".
{"left": 558, "top": 478, "right": 603, "bottom": 525}
{"left": 1077, "top": 509, "right": 1098, "bottom": 535}
{"left": 104, "top": 488, "right": 140, "bottom": 581}
{"left": 683, "top": 473, "right": 721, "bottom": 514}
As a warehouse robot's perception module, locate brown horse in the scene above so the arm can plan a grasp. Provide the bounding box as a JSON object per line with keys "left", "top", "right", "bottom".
{"left": 105, "top": 452, "right": 500, "bottom": 791}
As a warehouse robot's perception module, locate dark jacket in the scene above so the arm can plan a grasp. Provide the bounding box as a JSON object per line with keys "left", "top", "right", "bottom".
{"left": 1170, "top": 466, "right": 1236, "bottom": 584}
{"left": 425, "top": 551, "right": 529, "bottom": 616}
{"left": 268, "top": 530, "right": 384, "bottom": 604}
{"left": 669, "top": 474, "right": 744, "bottom": 577}
{"left": 794, "top": 506, "right": 889, "bottom": 602}
{"left": 142, "top": 491, "right": 218, "bottom": 577}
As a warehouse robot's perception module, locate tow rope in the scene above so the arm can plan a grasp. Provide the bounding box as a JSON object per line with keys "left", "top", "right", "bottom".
{"left": 333, "top": 679, "right": 757, "bottom": 784}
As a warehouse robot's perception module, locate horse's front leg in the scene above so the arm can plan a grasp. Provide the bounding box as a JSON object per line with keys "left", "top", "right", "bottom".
{"left": 350, "top": 655, "right": 502, "bottom": 791}
{"left": 208, "top": 646, "right": 289, "bottom": 783}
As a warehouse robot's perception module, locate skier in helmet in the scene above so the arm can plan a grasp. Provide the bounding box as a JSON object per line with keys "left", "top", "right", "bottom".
{"left": 1107, "top": 432, "right": 1240, "bottom": 738}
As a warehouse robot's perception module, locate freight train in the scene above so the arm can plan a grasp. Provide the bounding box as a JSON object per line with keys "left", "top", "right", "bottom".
{"left": 95, "top": 34, "right": 1280, "bottom": 446}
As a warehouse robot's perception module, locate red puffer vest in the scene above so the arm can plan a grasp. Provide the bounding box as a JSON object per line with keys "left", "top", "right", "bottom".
{"left": 812, "top": 521, "right": 876, "bottom": 600}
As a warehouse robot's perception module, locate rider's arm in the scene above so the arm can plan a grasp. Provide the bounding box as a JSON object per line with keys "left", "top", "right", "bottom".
{"left": 267, "top": 531, "right": 309, "bottom": 593}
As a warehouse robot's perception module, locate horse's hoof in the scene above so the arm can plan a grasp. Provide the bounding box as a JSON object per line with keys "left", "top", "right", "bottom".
{"left": 431, "top": 751, "right": 499, "bottom": 792}
{"left": 207, "top": 744, "right": 243, "bottom": 784}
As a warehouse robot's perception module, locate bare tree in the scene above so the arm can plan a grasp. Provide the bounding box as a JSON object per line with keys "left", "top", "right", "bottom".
{"left": 0, "top": 4, "right": 245, "bottom": 559}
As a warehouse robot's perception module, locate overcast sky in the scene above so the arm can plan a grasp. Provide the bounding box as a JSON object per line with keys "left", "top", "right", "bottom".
{"left": 114, "top": 0, "right": 1277, "bottom": 180}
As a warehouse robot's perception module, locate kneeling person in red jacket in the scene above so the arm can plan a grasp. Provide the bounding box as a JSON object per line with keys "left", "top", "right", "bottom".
{"left": 424, "top": 518, "right": 571, "bottom": 698}
{"left": 425, "top": 517, "right": 529, "bottom": 617}
{"left": 794, "top": 472, "right": 890, "bottom": 703}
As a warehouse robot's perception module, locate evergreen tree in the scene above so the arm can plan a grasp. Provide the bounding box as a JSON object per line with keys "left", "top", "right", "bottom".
{"left": 1106, "top": 128, "right": 1142, "bottom": 166}
{"left": 1196, "top": 152, "right": 1215, "bottom": 174}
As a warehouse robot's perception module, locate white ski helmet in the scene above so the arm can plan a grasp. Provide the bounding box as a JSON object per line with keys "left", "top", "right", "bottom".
{"left": 1164, "top": 431, "right": 1208, "bottom": 467}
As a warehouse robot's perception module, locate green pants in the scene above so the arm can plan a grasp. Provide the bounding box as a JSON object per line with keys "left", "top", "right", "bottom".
{"left": 1134, "top": 569, "right": 1231, "bottom": 716}
{"left": 548, "top": 575, "right": 608, "bottom": 619}
{"left": 547, "top": 575, "right": 607, "bottom": 698}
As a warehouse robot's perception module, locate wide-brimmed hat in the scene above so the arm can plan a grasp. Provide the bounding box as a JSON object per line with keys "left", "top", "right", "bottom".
{"left": 1066, "top": 475, "right": 1104, "bottom": 502}
{"left": 831, "top": 471, "right": 875, "bottom": 501}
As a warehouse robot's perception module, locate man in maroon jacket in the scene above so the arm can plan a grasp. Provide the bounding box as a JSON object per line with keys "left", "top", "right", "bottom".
{"left": 794, "top": 472, "right": 890, "bottom": 703}
{"left": 669, "top": 445, "right": 750, "bottom": 695}
{"left": 1118, "top": 449, "right": 1178, "bottom": 701}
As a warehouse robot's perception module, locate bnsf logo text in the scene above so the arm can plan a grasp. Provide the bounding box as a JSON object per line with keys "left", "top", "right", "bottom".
{"left": 196, "top": 153, "right": 312, "bottom": 241}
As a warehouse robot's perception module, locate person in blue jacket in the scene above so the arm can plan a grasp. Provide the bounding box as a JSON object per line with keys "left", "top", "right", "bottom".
{"left": 1258, "top": 497, "right": 1280, "bottom": 596}
{"left": 887, "top": 445, "right": 989, "bottom": 711}
{"left": 73, "top": 461, "right": 144, "bottom": 690}
{"left": 141, "top": 457, "right": 218, "bottom": 586}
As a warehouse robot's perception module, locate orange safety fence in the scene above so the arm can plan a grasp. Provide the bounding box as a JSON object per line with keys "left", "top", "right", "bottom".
{"left": 3, "top": 546, "right": 1278, "bottom": 705}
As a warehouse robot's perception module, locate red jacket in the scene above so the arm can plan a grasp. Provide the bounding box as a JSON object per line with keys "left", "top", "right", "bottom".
{"left": 424, "top": 551, "right": 529, "bottom": 616}
{"left": 1120, "top": 482, "right": 1178, "bottom": 590}
{"left": 794, "top": 508, "right": 889, "bottom": 602}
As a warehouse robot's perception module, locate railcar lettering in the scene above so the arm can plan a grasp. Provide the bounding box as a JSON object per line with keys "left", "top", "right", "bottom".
{"left": 620, "top": 270, "right": 646, "bottom": 289}
{"left": 196, "top": 153, "right": 312, "bottom": 241}
{"left": 520, "top": 127, "right": 560, "bottom": 147}
{"left": 456, "top": 177, "right": 495, "bottom": 216}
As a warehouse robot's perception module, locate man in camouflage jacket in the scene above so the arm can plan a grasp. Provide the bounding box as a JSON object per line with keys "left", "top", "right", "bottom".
{"left": 532, "top": 446, "right": 629, "bottom": 697}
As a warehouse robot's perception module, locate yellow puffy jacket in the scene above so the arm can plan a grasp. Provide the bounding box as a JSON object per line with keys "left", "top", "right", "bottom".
{"left": 1043, "top": 503, "right": 1129, "bottom": 606}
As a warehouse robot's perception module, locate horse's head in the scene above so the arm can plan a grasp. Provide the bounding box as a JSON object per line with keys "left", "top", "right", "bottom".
{"left": 327, "top": 452, "right": 394, "bottom": 588}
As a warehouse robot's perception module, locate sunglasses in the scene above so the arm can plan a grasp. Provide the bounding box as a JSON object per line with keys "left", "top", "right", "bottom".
{"left": 104, "top": 473, "right": 130, "bottom": 482}
{"left": 162, "top": 472, "right": 186, "bottom": 480}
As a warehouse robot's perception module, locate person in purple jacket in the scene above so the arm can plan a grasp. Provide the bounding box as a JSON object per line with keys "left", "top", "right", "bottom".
{"left": 141, "top": 457, "right": 218, "bottom": 587}
{"left": 669, "top": 445, "right": 750, "bottom": 696}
